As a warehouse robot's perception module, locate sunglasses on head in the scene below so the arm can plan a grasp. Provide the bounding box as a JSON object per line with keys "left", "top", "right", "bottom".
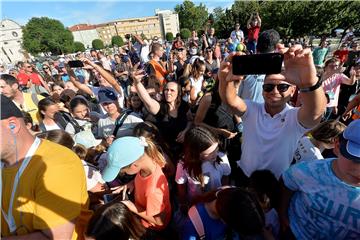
{"left": 262, "top": 83, "right": 291, "bottom": 93}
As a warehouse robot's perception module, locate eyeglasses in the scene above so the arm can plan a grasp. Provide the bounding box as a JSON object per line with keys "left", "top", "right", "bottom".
{"left": 262, "top": 83, "right": 291, "bottom": 93}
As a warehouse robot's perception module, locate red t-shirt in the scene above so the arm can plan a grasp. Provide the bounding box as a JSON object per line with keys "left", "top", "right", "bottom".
{"left": 333, "top": 49, "right": 349, "bottom": 63}
{"left": 248, "top": 25, "right": 261, "bottom": 41}
{"left": 17, "top": 71, "right": 30, "bottom": 86}
{"left": 16, "top": 72, "right": 41, "bottom": 86}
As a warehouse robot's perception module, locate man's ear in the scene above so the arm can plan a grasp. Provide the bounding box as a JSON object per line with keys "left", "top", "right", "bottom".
{"left": 289, "top": 85, "right": 296, "bottom": 97}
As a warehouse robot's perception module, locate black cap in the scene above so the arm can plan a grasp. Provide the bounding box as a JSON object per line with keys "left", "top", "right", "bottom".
{"left": 1, "top": 95, "right": 23, "bottom": 120}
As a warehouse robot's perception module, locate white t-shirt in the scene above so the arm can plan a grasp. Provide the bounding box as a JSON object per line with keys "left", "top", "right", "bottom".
{"left": 294, "top": 136, "right": 324, "bottom": 163}
{"left": 43, "top": 123, "right": 61, "bottom": 131}
{"left": 140, "top": 40, "right": 150, "bottom": 63}
{"left": 230, "top": 30, "right": 244, "bottom": 43}
{"left": 190, "top": 75, "right": 204, "bottom": 97}
{"left": 239, "top": 101, "right": 308, "bottom": 179}
{"left": 81, "top": 160, "right": 105, "bottom": 191}
{"left": 175, "top": 152, "right": 231, "bottom": 202}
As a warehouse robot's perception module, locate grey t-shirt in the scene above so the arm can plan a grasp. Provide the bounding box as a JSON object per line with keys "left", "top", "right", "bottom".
{"left": 97, "top": 113, "right": 143, "bottom": 139}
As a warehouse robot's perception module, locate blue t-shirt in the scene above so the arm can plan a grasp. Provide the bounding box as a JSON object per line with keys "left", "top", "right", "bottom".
{"left": 181, "top": 203, "right": 227, "bottom": 240}
{"left": 238, "top": 74, "right": 265, "bottom": 103}
{"left": 283, "top": 159, "right": 360, "bottom": 239}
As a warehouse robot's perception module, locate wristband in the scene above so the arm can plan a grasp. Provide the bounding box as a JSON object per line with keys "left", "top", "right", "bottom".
{"left": 299, "top": 78, "right": 322, "bottom": 93}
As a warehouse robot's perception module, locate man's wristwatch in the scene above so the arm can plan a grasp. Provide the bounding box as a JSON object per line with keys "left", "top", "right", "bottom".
{"left": 299, "top": 78, "right": 323, "bottom": 93}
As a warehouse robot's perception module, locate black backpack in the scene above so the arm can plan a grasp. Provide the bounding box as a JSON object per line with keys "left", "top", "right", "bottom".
{"left": 54, "top": 111, "right": 84, "bottom": 133}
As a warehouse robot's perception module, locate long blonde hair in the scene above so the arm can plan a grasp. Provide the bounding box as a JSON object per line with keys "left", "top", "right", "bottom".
{"left": 143, "top": 137, "right": 166, "bottom": 168}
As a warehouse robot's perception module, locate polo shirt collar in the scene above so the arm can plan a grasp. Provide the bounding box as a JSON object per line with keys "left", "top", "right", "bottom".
{"left": 262, "top": 103, "right": 292, "bottom": 118}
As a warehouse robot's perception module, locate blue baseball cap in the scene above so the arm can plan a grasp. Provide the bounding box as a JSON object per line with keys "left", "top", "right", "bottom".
{"left": 102, "top": 137, "right": 146, "bottom": 182}
{"left": 98, "top": 87, "right": 117, "bottom": 104}
{"left": 340, "top": 120, "right": 360, "bottom": 163}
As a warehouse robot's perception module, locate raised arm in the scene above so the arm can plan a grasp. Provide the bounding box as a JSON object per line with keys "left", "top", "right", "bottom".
{"left": 218, "top": 53, "right": 247, "bottom": 116}
{"left": 81, "top": 58, "right": 123, "bottom": 97}
{"left": 341, "top": 67, "right": 358, "bottom": 85}
{"left": 256, "top": 13, "right": 262, "bottom": 27}
{"left": 132, "top": 34, "right": 144, "bottom": 46}
{"left": 279, "top": 45, "right": 327, "bottom": 128}
{"left": 131, "top": 66, "right": 160, "bottom": 115}
{"left": 65, "top": 65, "right": 94, "bottom": 96}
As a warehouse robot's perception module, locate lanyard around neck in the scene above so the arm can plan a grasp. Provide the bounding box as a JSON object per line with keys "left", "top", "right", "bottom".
{"left": 1, "top": 137, "right": 41, "bottom": 233}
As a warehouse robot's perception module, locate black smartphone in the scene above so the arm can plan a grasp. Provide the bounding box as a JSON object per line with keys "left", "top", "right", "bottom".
{"left": 232, "top": 53, "right": 283, "bottom": 75}
{"left": 68, "top": 60, "right": 84, "bottom": 68}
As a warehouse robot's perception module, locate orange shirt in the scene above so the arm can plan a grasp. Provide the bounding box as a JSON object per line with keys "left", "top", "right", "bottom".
{"left": 148, "top": 59, "right": 168, "bottom": 91}
{"left": 134, "top": 164, "right": 171, "bottom": 230}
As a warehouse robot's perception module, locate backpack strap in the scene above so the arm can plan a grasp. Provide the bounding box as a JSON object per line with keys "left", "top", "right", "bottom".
{"left": 112, "top": 110, "right": 131, "bottom": 137}
{"left": 70, "top": 118, "right": 85, "bottom": 134}
{"left": 188, "top": 206, "right": 205, "bottom": 240}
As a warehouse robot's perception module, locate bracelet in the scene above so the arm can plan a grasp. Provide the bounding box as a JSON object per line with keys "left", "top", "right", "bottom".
{"left": 299, "top": 78, "right": 322, "bottom": 93}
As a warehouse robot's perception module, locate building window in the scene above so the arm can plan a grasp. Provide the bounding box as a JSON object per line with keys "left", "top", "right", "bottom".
{"left": 4, "top": 42, "right": 8, "bottom": 44}
{"left": 12, "top": 31, "right": 18, "bottom": 37}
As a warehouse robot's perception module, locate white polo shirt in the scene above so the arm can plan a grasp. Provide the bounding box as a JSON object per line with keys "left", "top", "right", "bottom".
{"left": 238, "top": 100, "right": 308, "bottom": 179}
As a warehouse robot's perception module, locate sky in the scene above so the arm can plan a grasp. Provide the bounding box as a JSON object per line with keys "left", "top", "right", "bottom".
{"left": 2, "top": 0, "right": 234, "bottom": 27}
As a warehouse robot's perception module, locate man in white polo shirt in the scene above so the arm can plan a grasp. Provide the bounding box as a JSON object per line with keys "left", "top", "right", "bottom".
{"left": 219, "top": 45, "right": 327, "bottom": 181}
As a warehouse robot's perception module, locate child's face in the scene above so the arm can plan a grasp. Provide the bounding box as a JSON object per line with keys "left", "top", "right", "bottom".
{"left": 200, "top": 143, "right": 219, "bottom": 162}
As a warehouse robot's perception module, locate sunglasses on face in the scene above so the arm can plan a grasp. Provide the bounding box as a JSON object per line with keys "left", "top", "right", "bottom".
{"left": 43, "top": 67, "right": 49, "bottom": 70}
{"left": 262, "top": 83, "right": 291, "bottom": 93}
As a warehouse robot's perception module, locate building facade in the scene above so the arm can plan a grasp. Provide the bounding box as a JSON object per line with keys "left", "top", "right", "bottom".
{"left": 0, "top": 19, "right": 26, "bottom": 64}
{"left": 95, "top": 23, "right": 118, "bottom": 45}
{"left": 155, "top": 9, "right": 180, "bottom": 39}
{"left": 113, "top": 16, "right": 162, "bottom": 41}
{"left": 68, "top": 24, "right": 99, "bottom": 49}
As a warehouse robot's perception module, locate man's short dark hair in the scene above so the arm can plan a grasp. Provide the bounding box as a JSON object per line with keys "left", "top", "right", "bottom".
{"left": 0, "top": 74, "right": 18, "bottom": 86}
{"left": 257, "top": 29, "right": 280, "bottom": 53}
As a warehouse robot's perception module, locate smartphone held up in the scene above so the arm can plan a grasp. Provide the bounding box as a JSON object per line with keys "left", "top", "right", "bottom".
{"left": 232, "top": 53, "right": 283, "bottom": 75}
{"left": 68, "top": 60, "right": 84, "bottom": 68}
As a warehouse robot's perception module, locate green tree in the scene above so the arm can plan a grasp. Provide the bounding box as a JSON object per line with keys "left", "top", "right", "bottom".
{"left": 111, "top": 36, "right": 124, "bottom": 47}
{"left": 166, "top": 32, "right": 174, "bottom": 41}
{"left": 73, "top": 41, "right": 85, "bottom": 52}
{"left": 92, "top": 39, "right": 104, "bottom": 50}
{"left": 174, "top": 0, "right": 209, "bottom": 32}
{"left": 22, "top": 17, "right": 74, "bottom": 55}
{"left": 180, "top": 28, "right": 191, "bottom": 40}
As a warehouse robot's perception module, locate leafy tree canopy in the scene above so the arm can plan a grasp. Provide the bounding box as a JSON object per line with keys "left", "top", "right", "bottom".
{"left": 111, "top": 36, "right": 124, "bottom": 47}
{"left": 92, "top": 39, "right": 104, "bottom": 50}
{"left": 22, "top": 17, "right": 74, "bottom": 55}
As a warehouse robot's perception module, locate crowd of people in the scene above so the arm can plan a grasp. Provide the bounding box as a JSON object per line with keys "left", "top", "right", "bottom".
{"left": 1, "top": 12, "right": 360, "bottom": 240}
